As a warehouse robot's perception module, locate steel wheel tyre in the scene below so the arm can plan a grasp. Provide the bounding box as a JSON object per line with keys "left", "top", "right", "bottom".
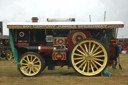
{"left": 19, "top": 52, "right": 43, "bottom": 77}
{"left": 5, "top": 50, "right": 13, "bottom": 61}
{"left": 70, "top": 39, "right": 108, "bottom": 76}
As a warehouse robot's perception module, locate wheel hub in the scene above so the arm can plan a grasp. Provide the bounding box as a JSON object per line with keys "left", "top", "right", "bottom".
{"left": 86, "top": 54, "right": 93, "bottom": 61}
{"left": 83, "top": 53, "right": 94, "bottom": 62}
{"left": 28, "top": 62, "right": 33, "bottom": 68}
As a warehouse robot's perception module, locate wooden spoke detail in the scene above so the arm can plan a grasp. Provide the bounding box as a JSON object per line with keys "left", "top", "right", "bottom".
{"left": 73, "top": 53, "right": 84, "bottom": 57}
{"left": 90, "top": 44, "right": 95, "bottom": 53}
{"left": 78, "top": 61, "right": 87, "bottom": 69}
{"left": 84, "top": 43, "right": 89, "bottom": 53}
{"left": 23, "top": 59, "right": 28, "bottom": 63}
{"left": 76, "top": 49, "right": 85, "bottom": 55}
{"left": 32, "top": 57, "right": 36, "bottom": 63}
{"left": 93, "top": 50, "right": 103, "bottom": 56}
{"left": 93, "top": 60, "right": 103, "bottom": 67}
{"left": 92, "top": 46, "right": 100, "bottom": 54}
{"left": 87, "top": 62, "right": 90, "bottom": 72}
{"left": 89, "top": 42, "right": 91, "bottom": 53}
{"left": 79, "top": 44, "right": 87, "bottom": 54}
{"left": 91, "top": 61, "right": 98, "bottom": 70}
{"left": 90, "top": 63, "right": 94, "bottom": 73}
{"left": 20, "top": 63, "right": 28, "bottom": 66}
{"left": 75, "top": 60, "right": 84, "bottom": 65}
{"left": 74, "top": 57, "right": 83, "bottom": 60}
{"left": 82, "top": 63, "right": 87, "bottom": 72}
{"left": 26, "top": 56, "right": 30, "bottom": 62}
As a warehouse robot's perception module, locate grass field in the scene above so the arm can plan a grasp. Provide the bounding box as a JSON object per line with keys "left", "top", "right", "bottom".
{"left": 0, "top": 54, "right": 128, "bottom": 85}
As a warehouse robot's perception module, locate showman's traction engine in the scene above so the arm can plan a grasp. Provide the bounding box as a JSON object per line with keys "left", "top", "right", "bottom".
{"left": 7, "top": 17, "right": 124, "bottom": 77}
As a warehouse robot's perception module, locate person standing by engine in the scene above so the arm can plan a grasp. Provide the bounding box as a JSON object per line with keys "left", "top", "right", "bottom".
{"left": 96, "top": 30, "right": 109, "bottom": 51}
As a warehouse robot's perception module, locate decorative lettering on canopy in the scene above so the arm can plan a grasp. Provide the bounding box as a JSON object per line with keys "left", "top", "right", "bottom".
{"left": 7, "top": 24, "right": 124, "bottom": 29}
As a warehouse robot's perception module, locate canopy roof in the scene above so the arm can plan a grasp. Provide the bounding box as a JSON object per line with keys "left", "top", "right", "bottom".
{"left": 7, "top": 21, "right": 124, "bottom": 29}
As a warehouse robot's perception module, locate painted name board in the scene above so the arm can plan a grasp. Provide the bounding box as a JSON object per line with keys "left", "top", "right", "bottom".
{"left": 7, "top": 24, "right": 124, "bottom": 29}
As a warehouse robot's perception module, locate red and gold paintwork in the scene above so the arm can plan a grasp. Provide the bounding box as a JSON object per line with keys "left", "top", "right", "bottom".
{"left": 109, "top": 45, "right": 115, "bottom": 66}
{"left": 108, "top": 39, "right": 118, "bottom": 66}
{"left": 110, "top": 40, "right": 117, "bottom": 44}
{"left": 52, "top": 52, "right": 66, "bottom": 60}
{"left": 39, "top": 43, "right": 53, "bottom": 55}
{"left": 67, "top": 30, "right": 91, "bottom": 50}
{"left": 53, "top": 37, "right": 67, "bottom": 46}
{"left": 16, "top": 43, "right": 29, "bottom": 46}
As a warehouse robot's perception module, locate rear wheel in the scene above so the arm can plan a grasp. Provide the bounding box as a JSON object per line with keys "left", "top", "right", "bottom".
{"left": 70, "top": 39, "right": 108, "bottom": 76}
{"left": 19, "top": 52, "right": 43, "bottom": 77}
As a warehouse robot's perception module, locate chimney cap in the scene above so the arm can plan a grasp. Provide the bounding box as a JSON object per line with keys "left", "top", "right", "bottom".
{"left": 32, "top": 17, "right": 38, "bottom": 22}
{"left": 32, "top": 17, "right": 38, "bottom": 19}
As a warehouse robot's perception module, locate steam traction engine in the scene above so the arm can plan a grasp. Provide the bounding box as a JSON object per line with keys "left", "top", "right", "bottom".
{"left": 7, "top": 18, "right": 124, "bottom": 77}
{"left": 0, "top": 35, "right": 12, "bottom": 60}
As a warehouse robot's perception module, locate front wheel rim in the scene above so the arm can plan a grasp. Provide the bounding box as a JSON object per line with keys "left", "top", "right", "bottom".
{"left": 20, "top": 54, "right": 42, "bottom": 76}
{"left": 71, "top": 40, "right": 108, "bottom": 76}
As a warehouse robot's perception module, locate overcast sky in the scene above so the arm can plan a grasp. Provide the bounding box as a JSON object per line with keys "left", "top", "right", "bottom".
{"left": 0, "top": 0, "right": 127, "bottom": 38}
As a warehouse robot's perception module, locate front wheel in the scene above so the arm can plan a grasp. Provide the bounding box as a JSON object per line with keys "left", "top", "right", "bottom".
{"left": 19, "top": 52, "right": 44, "bottom": 77}
{"left": 70, "top": 39, "right": 108, "bottom": 76}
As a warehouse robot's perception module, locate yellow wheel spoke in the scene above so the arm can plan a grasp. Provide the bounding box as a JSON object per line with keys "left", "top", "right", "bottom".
{"left": 32, "top": 57, "right": 36, "bottom": 62}
{"left": 78, "top": 60, "right": 86, "bottom": 69}
{"left": 87, "top": 62, "right": 90, "bottom": 72}
{"left": 93, "top": 50, "right": 103, "bottom": 56}
{"left": 27, "top": 56, "right": 30, "bottom": 62}
{"left": 79, "top": 44, "right": 87, "bottom": 54}
{"left": 82, "top": 63, "right": 87, "bottom": 72}
{"left": 90, "top": 44, "right": 95, "bottom": 53}
{"left": 31, "top": 56, "right": 33, "bottom": 62}
{"left": 90, "top": 63, "right": 94, "bottom": 73}
{"left": 93, "top": 60, "right": 103, "bottom": 67}
{"left": 89, "top": 42, "right": 91, "bottom": 53}
{"left": 74, "top": 57, "right": 83, "bottom": 60}
{"left": 84, "top": 44, "right": 88, "bottom": 53}
{"left": 29, "top": 68, "right": 32, "bottom": 74}
{"left": 75, "top": 59, "right": 84, "bottom": 65}
{"left": 93, "top": 58, "right": 104, "bottom": 62}
{"left": 33, "top": 60, "right": 39, "bottom": 64}
{"left": 76, "top": 49, "right": 85, "bottom": 55}
{"left": 73, "top": 53, "right": 84, "bottom": 57}
{"left": 21, "top": 63, "right": 28, "bottom": 66}
{"left": 94, "top": 55, "right": 105, "bottom": 58}
{"left": 91, "top": 61, "right": 98, "bottom": 70}
{"left": 20, "top": 66, "right": 27, "bottom": 70}
{"left": 23, "top": 59, "right": 28, "bottom": 63}
{"left": 25, "top": 67, "right": 29, "bottom": 73}
{"left": 92, "top": 46, "right": 100, "bottom": 54}
{"left": 34, "top": 66, "right": 40, "bottom": 71}
{"left": 33, "top": 65, "right": 41, "bottom": 67}
{"left": 31, "top": 67, "right": 36, "bottom": 73}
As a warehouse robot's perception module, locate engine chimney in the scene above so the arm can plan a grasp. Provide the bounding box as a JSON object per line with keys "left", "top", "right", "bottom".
{"left": 32, "top": 17, "right": 38, "bottom": 22}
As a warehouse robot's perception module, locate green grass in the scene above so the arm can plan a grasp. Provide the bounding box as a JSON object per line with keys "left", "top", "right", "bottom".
{"left": 0, "top": 54, "right": 128, "bottom": 85}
